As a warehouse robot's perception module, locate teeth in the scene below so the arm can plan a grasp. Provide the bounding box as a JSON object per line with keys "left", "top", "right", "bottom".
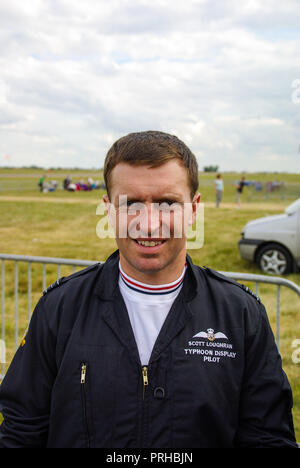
{"left": 137, "top": 240, "right": 163, "bottom": 247}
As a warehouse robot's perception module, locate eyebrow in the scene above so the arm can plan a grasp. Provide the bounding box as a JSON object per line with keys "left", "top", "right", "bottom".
{"left": 116, "top": 194, "right": 184, "bottom": 205}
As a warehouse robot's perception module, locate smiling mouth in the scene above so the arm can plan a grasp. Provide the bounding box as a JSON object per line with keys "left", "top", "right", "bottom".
{"left": 134, "top": 239, "right": 166, "bottom": 247}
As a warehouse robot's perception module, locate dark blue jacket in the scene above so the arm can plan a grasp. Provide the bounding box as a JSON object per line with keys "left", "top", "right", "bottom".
{"left": 0, "top": 251, "right": 297, "bottom": 448}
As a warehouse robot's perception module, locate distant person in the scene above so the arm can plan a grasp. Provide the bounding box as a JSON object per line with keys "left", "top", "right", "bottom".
{"left": 67, "top": 183, "right": 77, "bottom": 192}
{"left": 49, "top": 181, "right": 58, "bottom": 192}
{"left": 41, "top": 180, "right": 58, "bottom": 193}
{"left": 87, "top": 177, "right": 95, "bottom": 189}
{"left": 235, "top": 176, "right": 245, "bottom": 208}
{"left": 38, "top": 175, "right": 46, "bottom": 192}
{"left": 79, "top": 179, "right": 90, "bottom": 191}
{"left": 214, "top": 174, "right": 224, "bottom": 208}
{"left": 266, "top": 181, "right": 273, "bottom": 193}
{"left": 63, "top": 176, "right": 72, "bottom": 191}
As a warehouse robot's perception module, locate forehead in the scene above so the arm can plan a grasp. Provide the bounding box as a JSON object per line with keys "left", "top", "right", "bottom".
{"left": 109, "top": 160, "right": 191, "bottom": 200}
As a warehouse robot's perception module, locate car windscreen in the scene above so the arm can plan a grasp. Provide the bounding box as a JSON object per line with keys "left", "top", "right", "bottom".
{"left": 285, "top": 198, "right": 300, "bottom": 215}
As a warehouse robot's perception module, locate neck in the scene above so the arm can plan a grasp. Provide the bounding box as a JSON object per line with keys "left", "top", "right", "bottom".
{"left": 119, "top": 252, "right": 187, "bottom": 285}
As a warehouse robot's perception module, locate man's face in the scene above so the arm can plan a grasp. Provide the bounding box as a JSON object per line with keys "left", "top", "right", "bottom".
{"left": 103, "top": 160, "right": 200, "bottom": 283}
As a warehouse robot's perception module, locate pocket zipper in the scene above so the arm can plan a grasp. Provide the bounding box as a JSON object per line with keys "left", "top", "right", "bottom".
{"left": 80, "top": 363, "right": 90, "bottom": 448}
{"left": 81, "top": 363, "right": 87, "bottom": 384}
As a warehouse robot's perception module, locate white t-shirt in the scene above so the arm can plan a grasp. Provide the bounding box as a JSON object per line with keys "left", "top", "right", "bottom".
{"left": 119, "top": 262, "right": 187, "bottom": 366}
{"left": 215, "top": 179, "right": 224, "bottom": 191}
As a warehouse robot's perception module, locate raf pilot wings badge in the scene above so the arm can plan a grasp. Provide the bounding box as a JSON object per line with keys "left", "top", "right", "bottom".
{"left": 193, "top": 328, "right": 228, "bottom": 342}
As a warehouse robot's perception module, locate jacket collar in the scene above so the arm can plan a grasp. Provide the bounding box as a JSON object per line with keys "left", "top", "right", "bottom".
{"left": 95, "top": 249, "right": 200, "bottom": 302}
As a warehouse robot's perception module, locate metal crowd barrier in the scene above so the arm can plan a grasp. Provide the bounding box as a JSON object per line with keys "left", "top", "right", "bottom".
{"left": 1, "top": 253, "right": 300, "bottom": 380}
{"left": 0, "top": 254, "right": 96, "bottom": 380}
{"left": 221, "top": 271, "right": 300, "bottom": 351}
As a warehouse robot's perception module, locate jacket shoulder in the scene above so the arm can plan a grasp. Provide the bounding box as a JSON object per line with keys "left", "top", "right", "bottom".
{"left": 202, "top": 266, "right": 261, "bottom": 304}
{"left": 42, "top": 262, "right": 103, "bottom": 296}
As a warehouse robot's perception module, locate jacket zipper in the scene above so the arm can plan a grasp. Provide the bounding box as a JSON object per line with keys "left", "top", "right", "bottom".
{"left": 80, "top": 363, "right": 91, "bottom": 448}
{"left": 142, "top": 366, "right": 149, "bottom": 400}
{"left": 140, "top": 365, "right": 149, "bottom": 447}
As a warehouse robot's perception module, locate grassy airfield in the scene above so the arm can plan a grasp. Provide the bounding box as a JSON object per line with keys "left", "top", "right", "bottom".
{"left": 0, "top": 168, "right": 299, "bottom": 439}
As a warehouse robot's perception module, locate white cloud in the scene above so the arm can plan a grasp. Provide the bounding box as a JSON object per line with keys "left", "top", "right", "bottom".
{"left": 0, "top": 0, "right": 299, "bottom": 171}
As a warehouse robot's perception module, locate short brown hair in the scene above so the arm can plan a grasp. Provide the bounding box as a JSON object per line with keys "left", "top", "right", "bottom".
{"left": 104, "top": 130, "right": 199, "bottom": 199}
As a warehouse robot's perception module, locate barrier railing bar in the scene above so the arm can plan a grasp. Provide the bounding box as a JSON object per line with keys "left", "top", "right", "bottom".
{"left": 28, "top": 263, "right": 31, "bottom": 322}
{"left": 0, "top": 255, "right": 299, "bottom": 295}
{"left": 14, "top": 262, "right": 18, "bottom": 351}
{"left": 0, "top": 254, "right": 96, "bottom": 268}
{"left": 42, "top": 264, "right": 46, "bottom": 292}
{"left": 277, "top": 285, "right": 281, "bottom": 351}
{"left": 221, "top": 271, "right": 300, "bottom": 296}
{"left": 1, "top": 260, "right": 5, "bottom": 379}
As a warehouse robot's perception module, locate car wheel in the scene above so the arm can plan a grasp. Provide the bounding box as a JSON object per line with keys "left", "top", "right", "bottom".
{"left": 257, "top": 243, "right": 292, "bottom": 275}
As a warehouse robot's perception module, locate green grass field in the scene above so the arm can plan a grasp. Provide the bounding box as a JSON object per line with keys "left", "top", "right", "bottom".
{"left": 0, "top": 168, "right": 300, "bottom": 441}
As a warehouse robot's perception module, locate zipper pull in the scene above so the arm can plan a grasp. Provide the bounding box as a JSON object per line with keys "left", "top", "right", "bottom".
{"left": 81, "top": 363, "right": 87, "bottom": 384}
{"left": 142, "top": 366, "right": 148, "bottom": 400}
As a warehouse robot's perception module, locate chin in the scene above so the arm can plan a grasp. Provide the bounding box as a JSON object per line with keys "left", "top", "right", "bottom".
{"left": 133, "top": 258, "right": 164, "bottom": 274}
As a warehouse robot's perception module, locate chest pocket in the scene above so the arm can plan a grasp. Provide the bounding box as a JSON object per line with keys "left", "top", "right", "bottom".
{"left": 172, "top": 331, "right": 244, "bottom": 407}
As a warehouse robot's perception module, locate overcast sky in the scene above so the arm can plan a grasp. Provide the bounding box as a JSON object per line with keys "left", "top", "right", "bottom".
{"left": 0, "top": 0, "right": 300, "bottom": 172}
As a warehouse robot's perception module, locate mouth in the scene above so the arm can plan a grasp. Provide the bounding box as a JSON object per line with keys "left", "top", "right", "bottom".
{"left": 132, "top": 238, "right": 167, "bottom": 251}
{"left": 135, "top": 239, "right": 166, "bottom": 246}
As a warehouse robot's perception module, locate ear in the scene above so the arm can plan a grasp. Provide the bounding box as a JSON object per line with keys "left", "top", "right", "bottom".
{"left": 102, "top": 194, "right": 110, "bottom": 215}
{"left": 189, "top": 192, "right": 201, "bottom": 225}
{"left": 102, "top": 193, "right": 117, "bottom": 232}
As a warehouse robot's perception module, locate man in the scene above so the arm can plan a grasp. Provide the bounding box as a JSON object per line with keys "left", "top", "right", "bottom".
{"left": 235, "top": 176, "right": 246, "bottom": 208}
{"left": 0, "top": 131, "right": 297, "bottom": 448}
{"left": 38, "top": 174, "right": 46, "bottom": 192}
{"left": 63, "top": 175, "right": 72, "bottom": 191}
{"left": 214, "top": 173, "right": 224, "bottom": 208}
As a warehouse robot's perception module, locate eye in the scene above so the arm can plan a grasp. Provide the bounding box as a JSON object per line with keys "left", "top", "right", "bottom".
{"left": 159, "top": 199, "right": 178, "bottom": 206}
{"left": 158, "top": 200, "right": 183, "bottom": 212}
{"left": 118, "top": 199, "right": 139, "bottom": 209}
{"left": 125, "top": 201, "right": 146, "bottom": 213}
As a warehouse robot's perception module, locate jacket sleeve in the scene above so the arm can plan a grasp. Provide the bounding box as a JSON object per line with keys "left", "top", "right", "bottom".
{"left": 0, "top": 296, "right": 57, "bottom": 448}
{"left": 235, "top": 301, "right": 298, "bottom": 448}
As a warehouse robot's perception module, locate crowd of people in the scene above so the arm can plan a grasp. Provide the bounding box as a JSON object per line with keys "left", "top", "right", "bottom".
{"left": 37, "top": 175, "right": 106, "bottom": 193}
{"left": 37, "top": 173, "right": 282, "bottom": 207}
{"left": 63, "top": 176, "right": 105, "bottom": 192}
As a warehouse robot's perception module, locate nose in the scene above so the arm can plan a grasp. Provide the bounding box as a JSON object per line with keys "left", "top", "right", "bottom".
{"left": 140, "top": 202, "right": 161, "bottom": 238}
{"left": 128, "top": 202, "right": 162, "bottom": 239}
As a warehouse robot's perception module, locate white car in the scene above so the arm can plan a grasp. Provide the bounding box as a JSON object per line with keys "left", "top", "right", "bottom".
{"left": 239, "top": 198, "right": 300, "bottom": 275}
